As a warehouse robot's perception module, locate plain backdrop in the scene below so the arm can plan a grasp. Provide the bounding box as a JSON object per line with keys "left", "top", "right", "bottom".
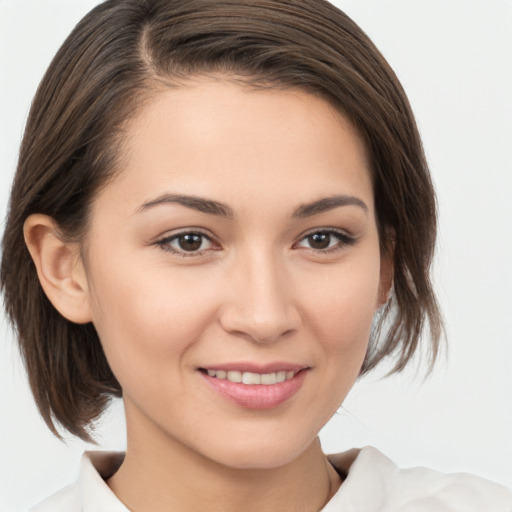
{"left": 1, "top": 0, "right": 511, "bottom": 510}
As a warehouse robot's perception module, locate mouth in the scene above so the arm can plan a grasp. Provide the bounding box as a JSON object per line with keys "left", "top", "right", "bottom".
{"left": 198, "top": 364, "right": 309, "bottom": 409}
{"left": 199, "top": 368, "right": 298, "bottom": 385}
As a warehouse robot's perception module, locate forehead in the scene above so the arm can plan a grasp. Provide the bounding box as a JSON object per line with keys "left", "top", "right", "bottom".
{"left": 99, "top": 78, "right": 373, "bottom": 216}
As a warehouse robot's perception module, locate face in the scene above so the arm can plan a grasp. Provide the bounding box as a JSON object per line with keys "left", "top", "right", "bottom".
{"left": 82, "top": 78, "right": 390, "bottom": 469}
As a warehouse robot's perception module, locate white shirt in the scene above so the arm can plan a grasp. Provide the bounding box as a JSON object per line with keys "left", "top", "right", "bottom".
{"left": 30, "top": 447, "right": 512, "bottom": 511}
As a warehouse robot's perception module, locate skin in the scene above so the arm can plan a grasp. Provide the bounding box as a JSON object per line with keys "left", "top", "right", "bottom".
{"left": 25, "top": 78, "right": 392, "bottom": 512}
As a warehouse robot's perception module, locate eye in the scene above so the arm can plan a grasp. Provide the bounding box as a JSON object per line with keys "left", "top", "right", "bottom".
{"left": 295, "top": 229, "right": 355, "bottom": 252}
{"left": 156, "top": 231, "right": 217, "bottom": 256}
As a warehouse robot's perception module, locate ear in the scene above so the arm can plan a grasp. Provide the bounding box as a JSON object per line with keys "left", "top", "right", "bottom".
{"left": 377, "top": 231, "right": 395, "bottom": 307}
{"left": 23, "top": 214, "right": 92, "bottom": 324}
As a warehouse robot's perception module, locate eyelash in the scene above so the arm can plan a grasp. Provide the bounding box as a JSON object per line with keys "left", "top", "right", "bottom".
{"left": 294, "top": 228, "right": 356, "bottom": 254}
{"left": 154, "top": 228, "right": 356, "bottom": 257}
{"left": 155, "top": 229, "right": 219, "bottom": 258}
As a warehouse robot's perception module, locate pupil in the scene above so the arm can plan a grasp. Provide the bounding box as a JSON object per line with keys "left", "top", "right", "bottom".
{"left": 309, "top": 232, "right": 330, "bottom": 249}
{"left": 178, "top": 234, "right": 202, "bottom": 251}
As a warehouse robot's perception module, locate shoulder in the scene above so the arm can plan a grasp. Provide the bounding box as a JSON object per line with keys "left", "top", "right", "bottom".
{"left": 326, "top": 446, "right": 512, "bottom": 512}
{"left": 29, "top": 482, "right": 80, "bottom": 512}
{"left": 28, "top": 451, "right": 128, "bottom": 512}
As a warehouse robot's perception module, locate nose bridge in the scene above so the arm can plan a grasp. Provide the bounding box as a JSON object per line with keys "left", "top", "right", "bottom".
{"left": 220, "top": 244, "right": 300, "bottom": 343}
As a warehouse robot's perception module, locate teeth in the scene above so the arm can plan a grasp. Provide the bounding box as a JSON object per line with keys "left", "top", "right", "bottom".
{"left": 205, "top": 369, "right": 297, "bottom": 385}
{"left": 227, "top": 370, "right": 242, "bottom": 383}
{"left": 242, "top": 372, "right": 261, "bottom": 385}
{"left": 261, "top": 373, "right": 277, "bottom": 385}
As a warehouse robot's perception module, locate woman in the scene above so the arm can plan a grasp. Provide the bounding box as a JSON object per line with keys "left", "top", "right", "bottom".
{"left": 1, "top": 0, "right": 511, "bottom": 510}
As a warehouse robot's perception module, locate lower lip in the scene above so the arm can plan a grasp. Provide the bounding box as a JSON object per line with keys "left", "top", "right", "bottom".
{"left": 200, "top": 370, "right": 308, "bottom": 409}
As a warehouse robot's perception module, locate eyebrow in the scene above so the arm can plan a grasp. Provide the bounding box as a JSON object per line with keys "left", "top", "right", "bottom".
{"left": 137, "top": 194, "right": 235, "bottom": 218}
{"left": 136, "top": 193, "right": 368, "bottom": 218}
{"left": 293, "top": 195, "right": 368, "bottom": 218}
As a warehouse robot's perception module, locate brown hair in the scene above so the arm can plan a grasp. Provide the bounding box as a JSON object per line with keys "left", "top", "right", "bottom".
{"left": 1, "top": 0, "right": 442, "bottom": 441}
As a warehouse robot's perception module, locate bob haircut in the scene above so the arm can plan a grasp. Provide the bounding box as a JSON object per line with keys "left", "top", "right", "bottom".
{"left": 1, "top": 0, "right": 442, "bottom": 442}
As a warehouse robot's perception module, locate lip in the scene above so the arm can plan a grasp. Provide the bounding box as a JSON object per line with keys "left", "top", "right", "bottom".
{"left": 201, "top": 362, "right": 306, "bottom": 374}
{"left": 199, "top": 363, "right": 309, "bottom": 410}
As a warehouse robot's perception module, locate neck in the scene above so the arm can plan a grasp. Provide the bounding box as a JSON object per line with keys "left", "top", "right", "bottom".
{"left": 108, "top": 402, "right": 341, "bottom": 512}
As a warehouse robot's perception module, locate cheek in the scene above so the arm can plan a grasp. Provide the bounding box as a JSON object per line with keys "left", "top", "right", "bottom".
{"left": 291, "top": 252, "right": 382, "bottom": 431}
{"left": 304, "top": 249, "right": 381, "bottom": 363}
{"left": 86, "top": 259, "right": 219, "bottom": 387}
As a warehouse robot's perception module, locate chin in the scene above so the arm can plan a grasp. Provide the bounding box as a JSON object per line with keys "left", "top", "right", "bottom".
{"left": 202, "top": 434, "right": 317, "bottom": 471}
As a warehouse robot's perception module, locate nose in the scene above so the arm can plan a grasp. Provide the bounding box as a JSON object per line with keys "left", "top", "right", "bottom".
{"left": 218, "top": 251, "right": 301, "bottom": 344}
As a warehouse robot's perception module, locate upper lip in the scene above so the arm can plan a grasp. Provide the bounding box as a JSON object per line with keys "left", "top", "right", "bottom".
{"left": 199, "top": 362, "right": 309, "bottom": 374}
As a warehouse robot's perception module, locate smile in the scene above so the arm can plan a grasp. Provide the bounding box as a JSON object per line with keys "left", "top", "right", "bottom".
{"left": 199, "top": 365, "right": 309, "bottom": 409}
{"left": 204, "top": 369, "right": 296, "bottom": 385}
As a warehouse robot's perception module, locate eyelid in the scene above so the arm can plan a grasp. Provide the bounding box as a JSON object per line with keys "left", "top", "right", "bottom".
{"left": 152, "top": 226, "right": 356, "bottom": 257}
{"left": 294, "top": 227, "right": 357, "bottom": 252}
{"left": 154, "top": 228, "right": 221, "bottom": 257}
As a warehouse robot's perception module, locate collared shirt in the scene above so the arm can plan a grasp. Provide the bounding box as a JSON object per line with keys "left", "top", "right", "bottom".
{"left": 30, "top": 447, "right": 512, "bottom": 511}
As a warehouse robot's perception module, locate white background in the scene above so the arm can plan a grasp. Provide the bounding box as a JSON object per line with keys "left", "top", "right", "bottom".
{"left": 1, "top": 0, "right": 511, "bottom": 510}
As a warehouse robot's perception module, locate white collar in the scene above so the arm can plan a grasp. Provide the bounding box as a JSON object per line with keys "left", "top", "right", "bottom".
{"left": 72, "top": 446, "right": 511, "bottom": 512}
{"left": 79, "top": 451, "right": 128, "bottom": 511}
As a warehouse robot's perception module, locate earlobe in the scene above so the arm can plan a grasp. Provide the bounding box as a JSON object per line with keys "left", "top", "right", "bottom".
{"left": 23, "top": 214, "right": 92, "bottom": 324}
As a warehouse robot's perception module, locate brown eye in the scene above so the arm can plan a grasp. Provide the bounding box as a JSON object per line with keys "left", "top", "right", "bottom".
{"left": 307, "top": 232, "right": 331, "bottom": 249}
{"left": 178, "top": 233, "right": 203, "bottom": 252}
{"left": 157, "top": 231, "right": 215, "bottom": 256}
{"left": 296, "top": 229, "right": 355, "bottom": 253}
